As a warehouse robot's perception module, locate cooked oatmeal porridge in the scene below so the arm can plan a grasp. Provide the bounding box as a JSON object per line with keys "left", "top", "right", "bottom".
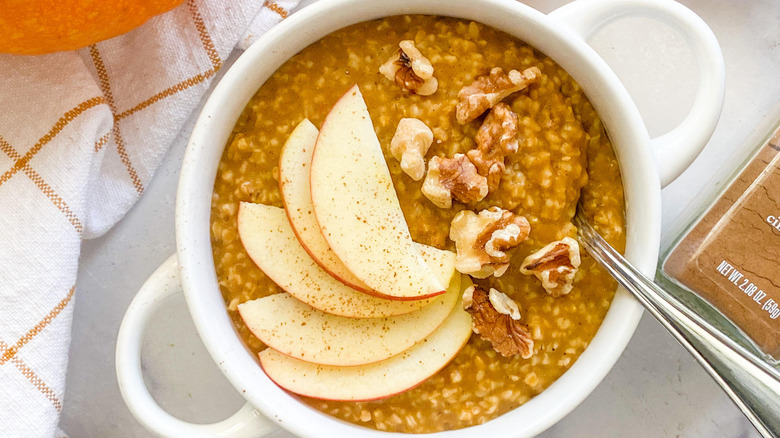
{"left": 210, "top": 15, "right": 625, "bottom": 433}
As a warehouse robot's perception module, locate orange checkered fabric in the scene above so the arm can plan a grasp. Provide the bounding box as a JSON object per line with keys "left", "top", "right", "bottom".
{"left": 0, "top": 0, "right": 297, "bottom": 436}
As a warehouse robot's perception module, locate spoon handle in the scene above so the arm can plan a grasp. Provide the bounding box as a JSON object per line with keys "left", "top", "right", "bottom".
{"left": 574, "top": 215, "right": 780, "bottom": 438}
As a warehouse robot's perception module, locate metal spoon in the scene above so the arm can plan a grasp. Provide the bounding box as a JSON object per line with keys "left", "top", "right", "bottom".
{"left": 573, "top": 209, "right": 780, "bottom": 438}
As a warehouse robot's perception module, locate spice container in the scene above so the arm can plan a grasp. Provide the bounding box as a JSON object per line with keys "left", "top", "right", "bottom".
{"left": 659, "top": 112, "right": 780, "bottom": 363}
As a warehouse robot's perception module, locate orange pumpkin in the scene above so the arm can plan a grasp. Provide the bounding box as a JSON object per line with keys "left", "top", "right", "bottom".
{"left": 0, "top": 0, "right": 184, "bottom": 55}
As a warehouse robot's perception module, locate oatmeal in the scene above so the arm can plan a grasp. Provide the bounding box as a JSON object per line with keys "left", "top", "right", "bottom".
{"left": 210, "top": 15, "right": 625, "bottom": 433}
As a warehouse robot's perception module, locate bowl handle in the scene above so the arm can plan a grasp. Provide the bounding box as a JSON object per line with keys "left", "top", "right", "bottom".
{"left": 549, "top": 0, "right": 725, "bottom": 187}
{"left": 115, "top": 254, "right": 278, "bottom": 437}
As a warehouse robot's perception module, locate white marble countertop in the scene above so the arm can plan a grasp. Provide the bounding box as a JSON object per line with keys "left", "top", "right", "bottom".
{"left": 60, "top": 0, "right": 780, "bottom": 436}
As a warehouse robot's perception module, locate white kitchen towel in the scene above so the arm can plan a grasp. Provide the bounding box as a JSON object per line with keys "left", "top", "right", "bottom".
{"left": 0, "top": 0, "right": 298, "bottom": 436}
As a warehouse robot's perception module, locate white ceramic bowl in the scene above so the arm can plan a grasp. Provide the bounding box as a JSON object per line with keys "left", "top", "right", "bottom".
{"left": 116, "top": 0, "right": 724, "bottom": 436}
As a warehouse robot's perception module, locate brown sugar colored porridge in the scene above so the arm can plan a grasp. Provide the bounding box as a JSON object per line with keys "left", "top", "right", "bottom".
{"left": 210, "top": 15, "right": 625, "bottom": 434}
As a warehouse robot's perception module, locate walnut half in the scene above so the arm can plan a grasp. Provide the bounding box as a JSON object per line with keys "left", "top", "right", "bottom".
{"left": 520, "top": 236, "right": 581, "bottom": 297}
{"left": 468, "top": 102, "right": 520, "bottom": 191}
{"left": 390, "top": 118, "right": 433, "bottom": 181}
{"left": 463, "top": 284, "right": 534, "bottom": 358}
{"left": 449, "top": 206, "right": 531, "bottom": 278}
{"left": 379, "top": 40, "right": 438, "bottom": 96}
{"left": 455, "top": 66, "right": 541, "bottom": 124}
{"left": 421, "top": 154, "right": 488, "bottom": 208}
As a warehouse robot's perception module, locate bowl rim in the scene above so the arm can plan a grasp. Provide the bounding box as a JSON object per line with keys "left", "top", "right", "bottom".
{"left": 175, "top": 0, "right": 659, "bottom": 436}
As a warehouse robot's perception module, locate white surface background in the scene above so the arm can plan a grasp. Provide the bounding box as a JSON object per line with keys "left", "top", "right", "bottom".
{"left": 60, "top": 0, "right": 780, "bottom": 436}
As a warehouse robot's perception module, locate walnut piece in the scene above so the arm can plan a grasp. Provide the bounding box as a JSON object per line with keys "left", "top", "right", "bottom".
{"left": 520, "top": 236, "right": 581, "bottom": 297}
{"left": 379, "top": 40, "right": 438, "bottom": 96}
{"left": 390, "top": 118, "right": 433, "bottom": 181}
{"left": 488, "top": 287, "right": 521, "bottom": 320}
{"left": 455, "top": 66, "right": 541, "bottom": 124}
{"left": 463, "top": 285, "right": 534, "bottom": 358}
{"left": 449, "top": 206, "right": 531, "bottom": 278}
{"left": 421, "top": 154, "right": 488, "bottom": 208}
{"left": 468, "top": 102, "right": 520, "bottom": 191}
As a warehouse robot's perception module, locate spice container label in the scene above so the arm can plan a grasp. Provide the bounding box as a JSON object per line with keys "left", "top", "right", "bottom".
{"left": 664, "top": 128, "right": 780, "bottom": 358}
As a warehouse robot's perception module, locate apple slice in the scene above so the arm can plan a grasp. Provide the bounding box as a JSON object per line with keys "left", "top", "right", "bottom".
{"left": 278, "top": 121, "right": 454, "bottom": 295}
{"left": 258, "top": 279, "right": 473, "bottom": 401}
{"left": 279, "top": 118, "right": 369, "bottom": 292}
{"left": 238, "top": 202, "right": 455, "bottom": 318}
{"left": 310, "top": 85, "right": 444, "bottom": 301}
{"left": 238, "top": 275, "right": 461, "bottom": 366}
